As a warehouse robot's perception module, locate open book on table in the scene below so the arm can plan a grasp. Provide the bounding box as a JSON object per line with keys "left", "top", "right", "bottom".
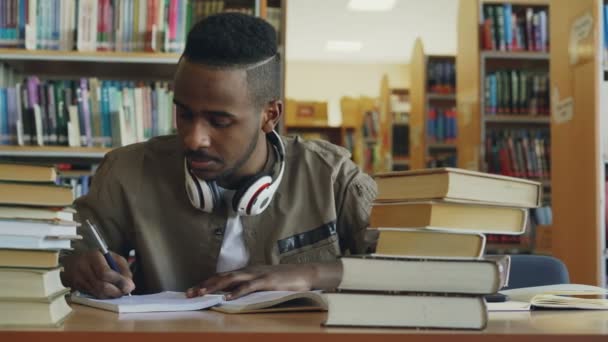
{"left": 489, "top": 284, "right": 608, "bottom": 311}
{"left": 70, "top": 290, "right": 327, "bottom": 314}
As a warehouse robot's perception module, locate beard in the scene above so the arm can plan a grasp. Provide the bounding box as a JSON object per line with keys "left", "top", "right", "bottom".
{"left": 189, "top": 130, "right": 260, "bottom": 187}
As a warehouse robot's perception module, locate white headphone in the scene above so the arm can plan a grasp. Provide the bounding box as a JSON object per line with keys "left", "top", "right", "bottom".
{"left": 185, "top": 131, "right": 285, "bottom": 216}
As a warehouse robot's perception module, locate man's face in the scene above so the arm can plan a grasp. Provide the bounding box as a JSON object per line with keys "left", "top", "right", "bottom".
{"left": 173, "top": 59, "right": 261, "bottom": 182}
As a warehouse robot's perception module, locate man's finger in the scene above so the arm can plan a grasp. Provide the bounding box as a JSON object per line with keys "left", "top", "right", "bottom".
{"left": 93, "top": 281, "right": 124, "bottom": 299}
{"left": 90, "top": 251, "right": 134, "bottom": 294}
{"left": 90, "top": 251, "right": 112, "bottom": 277}
{"left": 197, "top": 272, "right": 257, "bottom": 296}
{"left": 227, "top": 276, "right": 271, "bottom": 300}
{"left": 111, "top": 252, "right": 133, "bottom": 278}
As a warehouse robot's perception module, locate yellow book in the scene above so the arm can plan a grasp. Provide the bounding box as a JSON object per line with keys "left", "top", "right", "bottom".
{"left": 374, "top": 229, "right": 485, "bottom": 259}
{"left": 373, "top": 168, "right": 542, "bottom": 208}
{"left": 0, "top": 163, "right": 56, "bottom": 183}
{"left": 370, "top": 201, "right": 528, "bottom": 234}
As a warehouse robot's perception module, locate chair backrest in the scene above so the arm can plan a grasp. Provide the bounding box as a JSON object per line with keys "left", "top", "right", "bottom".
{"left": 503, "top": 254, "right": 570, "bottom": 289}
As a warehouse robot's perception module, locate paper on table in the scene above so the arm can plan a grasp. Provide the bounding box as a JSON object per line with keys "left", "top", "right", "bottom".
{"left": 500, "top": 284, "right": 608, "bottom": 303}
{"left": 71, "top": 291, "right": 224, "bottom": 313}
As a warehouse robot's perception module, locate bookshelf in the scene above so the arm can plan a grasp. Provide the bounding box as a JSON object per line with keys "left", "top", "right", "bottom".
{"left": 457, "top": 0, "right": 552, "bottom": 256}
{"left": 0, "top": 146, "right": 109, "bottom": 159}
{"left": 0, "top": 0, "right": 286, "bottom": 160}
{"left": 349, "top": 75, "right": 395, "bottom": 175}
{"left": 285, "top": 124, "right": 356, "bottom": 155}
{"left": 409, "top": 38, "right": 457, "bottom": 170}
{"left": 390, "top": 88, "right": 410, "bottom": 171}
{"left": 341, "top": 96, "right": 377, "bottom": 170}
{"left": 548, "top": 0, "right": 608, "bottom": 287}
{"left": 0, "top": 49, "right": 180, "bottom": 80}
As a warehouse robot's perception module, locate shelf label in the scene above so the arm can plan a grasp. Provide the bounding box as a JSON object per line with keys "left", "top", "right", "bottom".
{"left": 552, "top": 87, "right": 574, "bottom": 124}
{"left": 569, "top": 11, "right": 594, "bottom": 66}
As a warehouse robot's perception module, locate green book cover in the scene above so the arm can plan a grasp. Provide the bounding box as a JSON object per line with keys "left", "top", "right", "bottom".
{"left": 511, "top": 70, "right": 519, "bottom": 114}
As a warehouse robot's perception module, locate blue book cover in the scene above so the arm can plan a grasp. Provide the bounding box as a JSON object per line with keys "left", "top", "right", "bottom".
{"left": 436, "top": 109, "right": 445, "bottom": 143}
{"left": 18, "top": 0, "right": 26, "bottom": 45}
{"left": 427, "top": 116, "right": 434, "bottom": 141}
{"left": 604, "top": 5, "right": 608, "bottom": 49}
{"left": 452, "top": 110, "right": 458, "bottom": 139}
{"left": 503, "top": 4, "right": 512, "bottom": 51}
{"left": 490, "top": 74, "right": 497, "bottom": 114}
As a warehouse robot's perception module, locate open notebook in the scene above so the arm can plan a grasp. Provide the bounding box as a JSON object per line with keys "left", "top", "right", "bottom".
{"left": 71, "top": 290, "right": 327, "bottom": 314}
{"left": 488, "top": 284, "right": 608, "bottom": 311}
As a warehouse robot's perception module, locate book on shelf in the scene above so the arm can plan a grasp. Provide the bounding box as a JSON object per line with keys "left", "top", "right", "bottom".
{"left": 370, "top": 201, "right": 528, "bottom": 235}
{"left": 362, "top": 110, "right": 380, "bottom": 140}
{"left": 484, "top": 70, "right": 549, "bottom": 116}
{"left": 0, "top": 74, "right": 175, "bottom": 148}
{"left": 427, "top": 59, "right": 456, "bottom": 94}
{"left": 604, "top": 3, "right": 608, "bottom": 72}
{"left": 391, "top": 124, "right": 409, "bottom": 157}
{"left": 485, "top": 128, "right": 550, "bottom": 179}
{"left": 0, "top": 0, "right": 273, "bottom": 53}
{"left": 373, "top": 167, "right": 542, "bottom": 208}
{"left": 427, "top": 106, "right": 457, "bottom": 144}
{"left": 481, "top": 4, "right": 548, "bottom": 52}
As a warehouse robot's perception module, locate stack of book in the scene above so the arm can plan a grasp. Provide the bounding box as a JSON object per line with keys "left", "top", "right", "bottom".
{"left": 325, "top": 168, "right": 541, "bottom": 329}
{"left": 0, "top": 163, "right": 79, "bottom": 327}
{"left": 481, "top": 4, "right": 548, "bottom": 52}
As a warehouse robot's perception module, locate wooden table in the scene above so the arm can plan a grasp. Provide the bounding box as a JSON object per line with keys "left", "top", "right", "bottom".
{"left": 2, "top": 304, "right": 608, "bottom": 342}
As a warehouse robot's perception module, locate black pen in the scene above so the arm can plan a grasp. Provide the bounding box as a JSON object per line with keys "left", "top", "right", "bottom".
{"left": 85, "top": 219, "right": 131, "bottom": 296}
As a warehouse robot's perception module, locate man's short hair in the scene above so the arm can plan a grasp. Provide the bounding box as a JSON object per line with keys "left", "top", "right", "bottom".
{"left": 183, "top": 13, "right": 281, "bottom": 111}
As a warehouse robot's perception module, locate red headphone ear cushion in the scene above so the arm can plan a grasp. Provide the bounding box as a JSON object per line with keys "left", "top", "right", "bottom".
{"left": 232, "top": 174, "right": 270, "bottom": 213}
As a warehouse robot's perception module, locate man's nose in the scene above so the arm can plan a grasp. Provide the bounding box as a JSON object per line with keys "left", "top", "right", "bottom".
{"left": 184, "top": 119, "right": 211, "bottom": 150}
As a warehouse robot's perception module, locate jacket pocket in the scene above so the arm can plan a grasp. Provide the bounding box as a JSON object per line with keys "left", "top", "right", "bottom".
{"left": 279, "top": 234, "right": 341, "bottom": 264}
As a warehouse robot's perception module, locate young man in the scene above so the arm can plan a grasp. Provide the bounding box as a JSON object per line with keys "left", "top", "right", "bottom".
{"left": 61, "top": 13, "right": 377, "bottom": 300}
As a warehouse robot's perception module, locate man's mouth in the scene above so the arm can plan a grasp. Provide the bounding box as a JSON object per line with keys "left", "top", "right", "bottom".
{"left": 188, "top": 156, "right": 220, "bottom": 170}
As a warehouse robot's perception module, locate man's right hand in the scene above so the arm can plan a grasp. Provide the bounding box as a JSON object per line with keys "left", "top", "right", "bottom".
{"left": 61, "top": 250, "right": 135, "bottom": 299}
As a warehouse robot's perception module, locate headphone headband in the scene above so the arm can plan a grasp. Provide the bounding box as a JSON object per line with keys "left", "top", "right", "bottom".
{"left": 185, "top": 130, "right": 285, "bottom": 216}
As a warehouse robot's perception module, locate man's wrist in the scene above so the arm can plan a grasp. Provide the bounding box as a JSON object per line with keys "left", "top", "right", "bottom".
{"left": 308, "top": 261, "right": 343, "bottom": 290}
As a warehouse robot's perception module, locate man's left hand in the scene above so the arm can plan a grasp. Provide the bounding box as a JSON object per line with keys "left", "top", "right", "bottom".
{"left": 186, "top": 262, "right": 341, "bottom": 300}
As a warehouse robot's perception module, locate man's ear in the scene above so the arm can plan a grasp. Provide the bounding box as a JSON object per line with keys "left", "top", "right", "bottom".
{"left": 261, "top": 100, "right": 283, "bottom": 133}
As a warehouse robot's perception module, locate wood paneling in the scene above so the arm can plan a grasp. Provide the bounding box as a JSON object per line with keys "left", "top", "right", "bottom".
{"left": 456, "top": 0, "right": 481, "bottom": 170}
{"left": 550, "top": 0, "right": 603, "bottom": 286}
{"left": 409, "top": 38, "right": 427, "bottom": 170}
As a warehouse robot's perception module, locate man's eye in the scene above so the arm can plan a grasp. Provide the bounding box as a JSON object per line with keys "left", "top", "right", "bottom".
{"left": 211, "top": 118, "right": 233, "bottom": 127}
{"left": 177, "top": 108, "right": 193, "bottom": 120}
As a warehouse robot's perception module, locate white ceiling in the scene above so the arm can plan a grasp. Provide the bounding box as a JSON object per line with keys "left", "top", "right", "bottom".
{"left": 285, "top": 0, "right": 459, "bottom": 63}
